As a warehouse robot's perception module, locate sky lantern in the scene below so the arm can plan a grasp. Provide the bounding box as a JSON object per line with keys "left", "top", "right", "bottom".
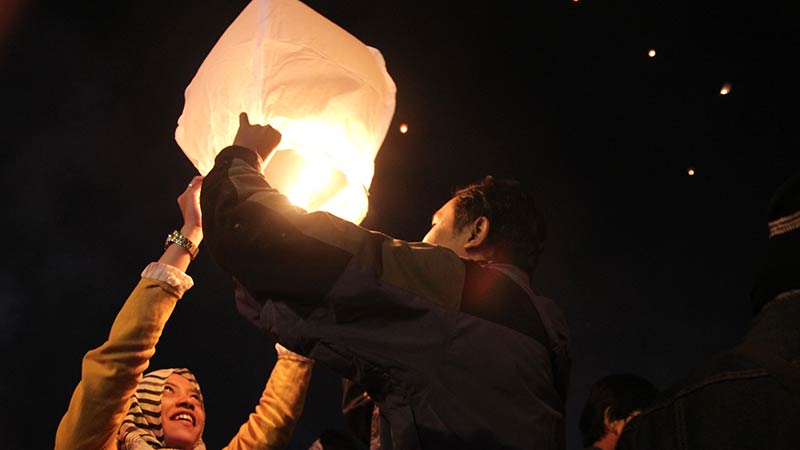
{"left": 175, "top": 0, "right": 397, "bottom": 224}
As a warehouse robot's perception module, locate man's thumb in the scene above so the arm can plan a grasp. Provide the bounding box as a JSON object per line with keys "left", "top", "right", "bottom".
{"left": 239, "top": 112, "right": 250, "bottom": 127}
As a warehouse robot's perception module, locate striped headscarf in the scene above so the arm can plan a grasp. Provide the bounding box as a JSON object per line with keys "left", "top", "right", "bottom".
{"left": 118, "top": 368, "right": 207, "bottom": 450}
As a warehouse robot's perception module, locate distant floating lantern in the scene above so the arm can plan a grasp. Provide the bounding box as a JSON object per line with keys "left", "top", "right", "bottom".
{"left": 175, "top": 0, "right": 397, "bottom": 224}
{"left": 720, "top": 82, "right": 732, "bottom": 95}
{"left": 687, "top": 167, "right": 696, "bottom": 176}
{"left": 399, "top": 123, "right": 408, "bottom": 134}
{"left": 648, "top": 49, "right": 656, "bottom": 58}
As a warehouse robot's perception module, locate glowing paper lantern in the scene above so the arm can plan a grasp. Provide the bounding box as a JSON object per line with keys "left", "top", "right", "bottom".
{"left": 175, "top": 0, "right": 396, "bottom": 224}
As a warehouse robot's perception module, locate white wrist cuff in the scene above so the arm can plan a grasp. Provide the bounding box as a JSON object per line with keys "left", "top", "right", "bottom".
{"left": 141, "top": 262, "right": 194, "bottom": 296}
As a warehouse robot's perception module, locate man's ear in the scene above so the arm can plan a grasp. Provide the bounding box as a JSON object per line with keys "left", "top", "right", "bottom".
{"left": 464, "top": 216, "right": 490, "bottom": 250}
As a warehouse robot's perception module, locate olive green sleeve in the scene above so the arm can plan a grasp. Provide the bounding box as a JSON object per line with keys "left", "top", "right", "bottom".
{"left": 54, "top": 276, "right": 183, "bottom": 450}
{"left": 224, "top": 355, "right": 314, "bottom": 450}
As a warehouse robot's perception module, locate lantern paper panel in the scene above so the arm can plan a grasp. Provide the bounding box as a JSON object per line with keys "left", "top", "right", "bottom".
{"left": 175, "top": 0, "right": 397, "bottom": 224}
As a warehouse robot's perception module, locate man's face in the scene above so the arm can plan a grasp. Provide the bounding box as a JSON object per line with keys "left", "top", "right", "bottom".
{"left": 422, "top": 197, "right": 471, "bottom": 257}
{"left": 160, "top": 373, "right": 206, "bottom": 450}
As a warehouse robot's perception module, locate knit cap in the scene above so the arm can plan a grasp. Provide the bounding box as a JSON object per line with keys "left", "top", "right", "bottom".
{"left": 751, "top": 171, "right": 800, "bottom": 313}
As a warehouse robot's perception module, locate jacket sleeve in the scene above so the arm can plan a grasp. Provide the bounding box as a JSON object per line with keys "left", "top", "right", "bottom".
{"left": 223, "top": 354, "right": 314, "bottom": 450}
{"left": 200, "top": 146, "right": 465, "bottom": 312}
{"left": 54, "top": 265, "right": 190, "bottom": 450}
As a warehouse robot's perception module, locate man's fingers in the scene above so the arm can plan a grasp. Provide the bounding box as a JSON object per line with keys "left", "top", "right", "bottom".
{"left": 239, "top": 111, "right": 250, "bottom": 127}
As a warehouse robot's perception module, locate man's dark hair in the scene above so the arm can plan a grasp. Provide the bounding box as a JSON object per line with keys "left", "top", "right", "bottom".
{"left": 578, "top": 373, "right": 659, "bottom": 447}
{"left": 452, "top": 175, "right": 546, "bottom": 276}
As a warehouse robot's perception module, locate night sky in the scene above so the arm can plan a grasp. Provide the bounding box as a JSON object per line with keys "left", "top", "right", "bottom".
{"left": 1, "top": 1, "right": 797, "bottom": 449}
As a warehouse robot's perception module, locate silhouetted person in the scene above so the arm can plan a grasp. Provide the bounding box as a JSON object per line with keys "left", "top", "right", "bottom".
{"left": 617, "top": 171, "right": 800, "bottom": 449}
{"left": 578, "top": 373, "right": 658, "bottom": 450}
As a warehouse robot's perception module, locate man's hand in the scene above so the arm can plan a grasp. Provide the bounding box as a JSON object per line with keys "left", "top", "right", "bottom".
{"left": 233, "top": 112, "right": 282, "bottom": 164}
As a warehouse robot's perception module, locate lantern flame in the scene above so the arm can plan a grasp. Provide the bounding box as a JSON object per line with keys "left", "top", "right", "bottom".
{"left": 264, "top": 147, "right": 367, "bottom": 220}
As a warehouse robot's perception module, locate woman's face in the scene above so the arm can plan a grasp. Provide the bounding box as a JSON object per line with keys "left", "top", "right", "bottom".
{"left": 160, "top": 373, "right": 206, "bottom": 449}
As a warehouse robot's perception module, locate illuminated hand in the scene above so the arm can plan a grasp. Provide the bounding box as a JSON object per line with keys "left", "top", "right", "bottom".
{"left": 177, "top": 175, "right": 204, "bottom": 244}
{"left": 233, "top": 112, "right": 282, "bottom": 165}
{"left": 275, "top": 343, "right": 313, "bottom": 362}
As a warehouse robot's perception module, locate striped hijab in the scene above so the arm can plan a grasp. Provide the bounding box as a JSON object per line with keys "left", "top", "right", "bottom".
{"left": 118, "top": 368, "right": 207, "bottom": 450}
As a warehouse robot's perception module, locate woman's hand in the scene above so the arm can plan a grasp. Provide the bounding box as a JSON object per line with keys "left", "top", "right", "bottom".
{"left": 178, "top": 175, "right": 204, "bottom": 245}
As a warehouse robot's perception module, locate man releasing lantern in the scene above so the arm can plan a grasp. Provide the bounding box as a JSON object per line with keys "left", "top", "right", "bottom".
{"left": 175, "top": 0, "right": 397, "bottom": 224}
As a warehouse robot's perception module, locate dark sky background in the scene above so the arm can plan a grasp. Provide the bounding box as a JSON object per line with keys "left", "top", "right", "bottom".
{"left": 1, "top": 1, "right": 797, "bottom": 449}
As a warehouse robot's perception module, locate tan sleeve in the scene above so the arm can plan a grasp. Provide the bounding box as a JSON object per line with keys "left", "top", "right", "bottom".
{"left": 54, "top": 277, "right": 182, "bottom": 450}
{"left": 224, "top": 355, "right": 315, "bottom": 450}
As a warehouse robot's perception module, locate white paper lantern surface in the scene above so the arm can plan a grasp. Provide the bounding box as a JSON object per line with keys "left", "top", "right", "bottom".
{"left": 175, "top": 0, "right": 397, "bottom": 224}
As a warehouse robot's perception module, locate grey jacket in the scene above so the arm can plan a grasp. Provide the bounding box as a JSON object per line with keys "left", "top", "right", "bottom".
{"left": 201, "top": 146, "right": 571, "bottom": 450}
